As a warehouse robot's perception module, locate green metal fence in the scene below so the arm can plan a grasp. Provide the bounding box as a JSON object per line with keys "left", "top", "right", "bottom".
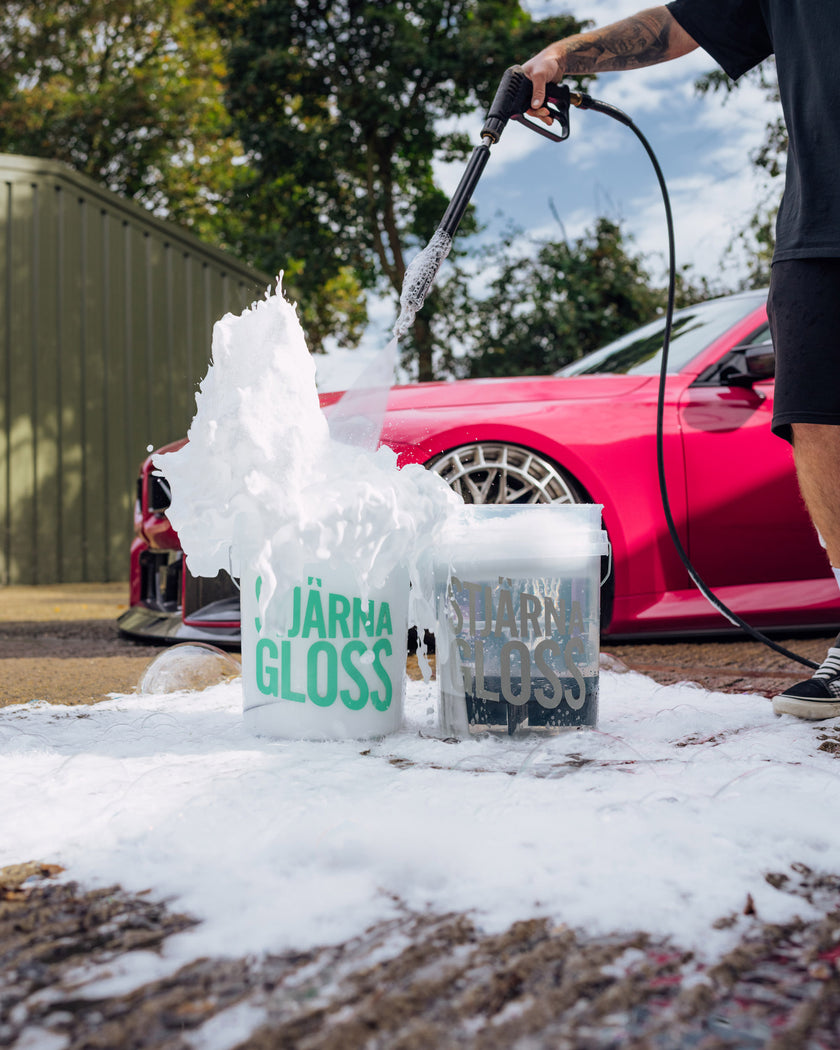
{"left": 0, "top": 153, "right": 270, "bottom": 585}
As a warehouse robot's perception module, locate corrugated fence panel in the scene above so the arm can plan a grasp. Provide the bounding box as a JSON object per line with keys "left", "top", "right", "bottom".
{"left": 80, "top": 200, "right": 104, "bottom": 581}
{"left": 0, "top": 183, "right": 7, "bottom": 586}
{"left": 57, "top": 181, "right": 86, "bottom": 585}
{"left": 100, "top": 208, "right": 129, "bottom": 584}
{"left": 0, "top": 154, "right": 270, "bottom": 585}
{"left": 2, "top": 177, "right": 37, "bottom": 582}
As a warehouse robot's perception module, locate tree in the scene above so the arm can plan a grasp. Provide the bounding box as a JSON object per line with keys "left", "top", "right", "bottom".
{"left": 195, "top": 0, "right": 589, "bottom": 378}
{"left": 0, "top": 0, "right": 244, "bottom": 238}
{"left": 432, "top": 217, "right": 721, "bottom": 378}
{"left": 0, "top": 0, "right": 372, "bottom": 349}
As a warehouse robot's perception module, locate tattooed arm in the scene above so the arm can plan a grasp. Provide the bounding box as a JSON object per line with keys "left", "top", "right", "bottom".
{"left": 523, "top": 6, "right": 698, "bottom": 113}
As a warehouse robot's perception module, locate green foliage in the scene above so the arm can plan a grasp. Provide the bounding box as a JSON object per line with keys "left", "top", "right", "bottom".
{"left": 433, "top": 217, "right": 696, "bottom": 378}
{"left": 0, "top": 0, "right": 369, "bottom": 350}
{"left": 0, "top": 0, "right": 242, "bottom": 236}
{"left": 194, "top": 0, "right": 588, "bottom": 376}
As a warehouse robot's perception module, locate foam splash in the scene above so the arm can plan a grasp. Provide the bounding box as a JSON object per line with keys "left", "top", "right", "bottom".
{"left": 155, "top": 278, "right": 459, "bottom": 638}
{"left": 393, "top": 228, "right": 453, "bottom": 340}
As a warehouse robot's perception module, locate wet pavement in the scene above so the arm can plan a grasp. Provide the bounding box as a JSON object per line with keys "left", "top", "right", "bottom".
{"left": 605, "top": 631, "right": 837, "bottom": 700}
{"left": 0, "top": 583, "right": 834, "bottom": 705}
{"left": 4, "top": 862, "right": 840, "bottom": 1050}
{"left": 3, "top": 587, "right": 840, "bottom": 1047}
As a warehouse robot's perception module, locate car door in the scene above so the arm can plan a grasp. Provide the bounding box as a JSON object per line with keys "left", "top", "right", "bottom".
{"left": 677, "top": 324, "right": 827, "bottom": 589}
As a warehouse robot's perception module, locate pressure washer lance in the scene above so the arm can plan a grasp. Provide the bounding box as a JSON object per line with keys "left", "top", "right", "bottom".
{"left": 396, "top": 64, "right": 819, "bottom": 671}
{"left": 394, "top": 66, "right": 573, "bottom": 339}
{"left": 394, "top": 67, "right": 628, "bottom": 337}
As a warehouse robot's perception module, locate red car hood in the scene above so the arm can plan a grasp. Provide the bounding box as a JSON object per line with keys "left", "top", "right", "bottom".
{"left": 323, "top": 373, "right": 651, "bottom": 412}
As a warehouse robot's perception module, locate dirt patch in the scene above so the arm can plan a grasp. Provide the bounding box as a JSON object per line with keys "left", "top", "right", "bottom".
{"left": 0, "top": 608, "right": 162, "bottom": 707}
{"left": 0, "top": 583, "right": 132, "bottom": 624}
{"left": 4, "top": 864, "right": 840, "bottom": 1049}
{"left": 605, "top": 633, "right": 837, "bottom": 699}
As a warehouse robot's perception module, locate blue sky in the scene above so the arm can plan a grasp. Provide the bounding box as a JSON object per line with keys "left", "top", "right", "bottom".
{"left": 472, "top": 0, "right": 780, "bottom": 278}
{"left": 318, "top": 1, "right": 782, "bottom": 387}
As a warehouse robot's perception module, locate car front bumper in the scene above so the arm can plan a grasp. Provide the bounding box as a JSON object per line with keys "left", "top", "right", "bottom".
{"left": 119, "top": 543, "right": 242, "bottom": 648}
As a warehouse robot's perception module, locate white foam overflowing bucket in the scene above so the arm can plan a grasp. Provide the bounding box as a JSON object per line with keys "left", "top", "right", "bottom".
{"left": 242, "top": 563, "right": 409, "bottom": 739}
{"left": 434, "top": 504, "right": 609, "bottom": 737}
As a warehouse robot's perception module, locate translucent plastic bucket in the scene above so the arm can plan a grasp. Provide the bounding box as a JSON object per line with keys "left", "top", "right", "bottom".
{"left": 434, "top": 504, "right": 609, "bottom": 737}
{"left": 241, "top": 563, "right": 409, "bottom": 739}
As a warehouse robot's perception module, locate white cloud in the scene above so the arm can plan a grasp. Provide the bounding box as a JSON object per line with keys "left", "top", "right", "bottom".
{"left": 432, "top": 109, "right": 547, "bottom": 196}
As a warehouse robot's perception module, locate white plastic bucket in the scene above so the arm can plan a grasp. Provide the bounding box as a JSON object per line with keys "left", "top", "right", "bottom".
{"left": 241, "top": 563, "right": 409, "bottom": 739}
{"left": 434, "top": 504, "right": 609, "bottom": 736}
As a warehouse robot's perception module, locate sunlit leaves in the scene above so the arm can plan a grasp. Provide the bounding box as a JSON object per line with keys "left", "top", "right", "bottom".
{"left": 0, "top": 0, "right": 243, "bottom": 236}
{"left": 196, "top": 0, "right": 585, "bottom": 376}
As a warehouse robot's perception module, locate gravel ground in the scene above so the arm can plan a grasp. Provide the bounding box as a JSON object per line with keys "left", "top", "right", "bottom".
{"left": 4, "top": 863, "right": 840, "bottom": 1050}
{"left": 3, "top": 584, "right": 840, "bottom": 1048}
{"left": 0, "top": 584, "right": 161, "bottom": 707}
{"left": 0, "top": 584, "right": 833, "bottom": 706}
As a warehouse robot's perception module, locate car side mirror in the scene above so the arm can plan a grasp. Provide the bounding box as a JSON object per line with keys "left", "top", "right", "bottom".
{"left": 706, "top": 339, "right": 775, "bottom": 388}
{"left": 740, "top": 341, "right": 775, "bottom": 382}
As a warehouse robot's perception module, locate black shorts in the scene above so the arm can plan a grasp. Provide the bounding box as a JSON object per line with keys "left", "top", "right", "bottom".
{"left": 769, "top": 258, "right": 840, "bottom": 442}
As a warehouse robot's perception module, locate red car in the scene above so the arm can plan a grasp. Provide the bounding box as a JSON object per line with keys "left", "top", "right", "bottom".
{"left": 118, "top": 289, "right": 840, "bottom": 646}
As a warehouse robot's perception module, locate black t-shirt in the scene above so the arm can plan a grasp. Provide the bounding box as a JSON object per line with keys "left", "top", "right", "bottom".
{"left": 667, "top": 0, "right": 840, "bottom": 261}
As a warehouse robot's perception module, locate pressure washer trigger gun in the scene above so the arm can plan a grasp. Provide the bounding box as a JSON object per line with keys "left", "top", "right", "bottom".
{"left": 481, "top": 65, "right": 570, "bottom": 144}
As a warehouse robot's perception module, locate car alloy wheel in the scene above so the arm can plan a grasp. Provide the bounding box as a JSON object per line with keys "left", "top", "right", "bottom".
{"left": 427, "top": 441, "right": 613, "bottom": 628}
{"left": 427, "top": 442, "right": 584, "bottom": 504}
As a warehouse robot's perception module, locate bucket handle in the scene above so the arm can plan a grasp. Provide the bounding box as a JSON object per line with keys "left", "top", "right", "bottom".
{"left": 228, "top": 547, "right": 241, "bottom": 592}
{"left": 601, "top": 541, "right": 613, "bottom": 587}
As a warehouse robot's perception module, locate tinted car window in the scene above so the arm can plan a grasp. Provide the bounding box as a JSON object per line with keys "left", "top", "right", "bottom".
{"left": 556, "top": 293, "right": 767, "bottom": 377}
{"left": 741, "top": 324, "right": 771, "bottom": 346}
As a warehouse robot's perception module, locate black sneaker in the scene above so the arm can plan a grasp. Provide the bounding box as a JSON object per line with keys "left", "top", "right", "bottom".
{"left": 773, "top": 645, "right": 840, "bottom": 719}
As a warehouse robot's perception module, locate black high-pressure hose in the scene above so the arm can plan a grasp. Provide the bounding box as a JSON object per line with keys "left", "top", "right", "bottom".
{"left": 570, "top": 91, "right": 818, "bottom": 670}
{"left": 417, "top": 69, "right": 819, "bottom": 669}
